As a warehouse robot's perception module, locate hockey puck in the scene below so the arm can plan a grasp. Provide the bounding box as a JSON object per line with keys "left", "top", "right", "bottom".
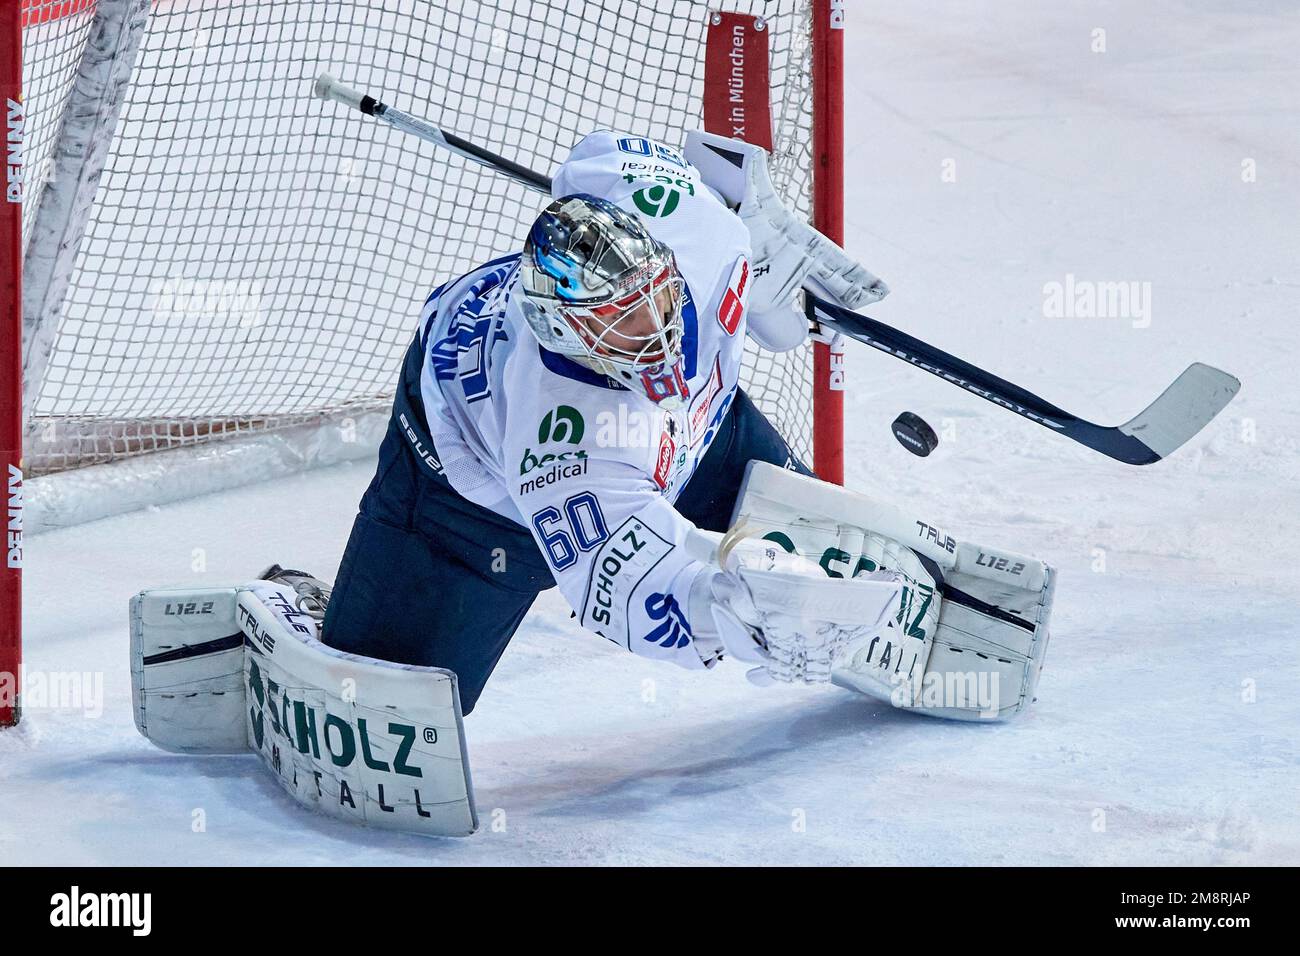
{"left": 891, "top": 411, "right": 938, "bottom": 457}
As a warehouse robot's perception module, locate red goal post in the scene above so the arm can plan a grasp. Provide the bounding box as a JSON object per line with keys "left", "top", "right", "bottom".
{"left": 702, "top": 4, "right": 845, "bottom": 485}
{"left": 1, "top": 0, "right": 23, "bottom": 727}
{"left": 811, "top": 0, "right": 846, "bottom": 484}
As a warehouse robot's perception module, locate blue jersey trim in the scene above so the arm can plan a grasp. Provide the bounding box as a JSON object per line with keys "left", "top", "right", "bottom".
{"left": 537, "top": 345, "right": 629, "bottom": 391}
{"left": 680, "top": 281, "right": 698, "bottom": 380}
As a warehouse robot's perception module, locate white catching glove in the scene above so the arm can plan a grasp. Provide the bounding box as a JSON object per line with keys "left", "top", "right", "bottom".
{"left": 732, "top": 461, "right": 1056, "bottom": 720}
{"left": 693, "top": 534, "right": 904, "bottom": 686}
{"left": 684, "top": 129, "right": 888, "bottom": 352}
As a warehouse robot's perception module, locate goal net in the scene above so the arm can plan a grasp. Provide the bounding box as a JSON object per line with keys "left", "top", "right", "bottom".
{"left": 14, "top": 0, "right": 842, "bottom": 481}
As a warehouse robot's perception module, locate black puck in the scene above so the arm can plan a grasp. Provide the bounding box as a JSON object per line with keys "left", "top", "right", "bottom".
{"left": 891, "top": 411, "right": 938, "bottom": 457}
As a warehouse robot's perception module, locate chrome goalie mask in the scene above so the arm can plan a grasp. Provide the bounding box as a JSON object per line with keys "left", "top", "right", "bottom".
{"left": 521, "top": 193, "right": 686, "bottom": 402}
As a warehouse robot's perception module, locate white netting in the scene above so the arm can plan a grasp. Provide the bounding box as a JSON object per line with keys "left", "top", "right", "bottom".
{"left": 21, "top": 0, "right": 817, "bottom": 475}
{"left": 20, "top": 1, "right": 97, "bottom": 248}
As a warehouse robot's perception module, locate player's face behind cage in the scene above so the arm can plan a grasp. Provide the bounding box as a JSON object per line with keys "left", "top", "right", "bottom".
{"left": 564, "top": 275, "right": 683, "bottom": 366}
{"left": 520, "top": 193, "right": 685, "bottom": 387}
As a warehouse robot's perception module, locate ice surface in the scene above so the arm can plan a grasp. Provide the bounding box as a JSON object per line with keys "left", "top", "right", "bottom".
{"left": 3, "top": 0, "right": 1297, "bottom": 865}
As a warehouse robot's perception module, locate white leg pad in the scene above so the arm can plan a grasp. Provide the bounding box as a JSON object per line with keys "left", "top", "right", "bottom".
{"left": 130, "top": 582, "right": 478, "bottom": 836}
{"left": 238, "top": 583, "right": 477, "bottom": 837}
{"left": 130, "top": 587, "right": 248, "bottom": 754}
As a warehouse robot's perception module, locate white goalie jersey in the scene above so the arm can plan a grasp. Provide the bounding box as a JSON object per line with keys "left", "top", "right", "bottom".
{"left": 417, "top": 130, "right": 758, "bottom": 670}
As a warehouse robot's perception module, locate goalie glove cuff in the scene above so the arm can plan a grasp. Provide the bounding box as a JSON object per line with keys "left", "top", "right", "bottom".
{"left": 688, "top": 567, "right": 770, "bottom": 667}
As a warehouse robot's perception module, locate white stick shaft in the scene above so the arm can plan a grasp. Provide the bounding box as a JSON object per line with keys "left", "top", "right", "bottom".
{"left": 312, "top": 72, "right": 552, "bottom": 194}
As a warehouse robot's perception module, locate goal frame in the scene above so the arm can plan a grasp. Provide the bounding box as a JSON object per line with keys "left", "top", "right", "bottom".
{"left": 0, "top": 0, "right": 847, "bottom": 729}
{"left": 1, "top": 0, "right": 22, "bottom": 727}
{"left": 810, "top": 0, "right": 845, "bottom": 485}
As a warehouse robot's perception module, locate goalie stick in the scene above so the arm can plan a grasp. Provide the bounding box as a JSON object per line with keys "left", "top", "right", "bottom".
{"left": 313, "top": 74, "right": 1241, "bottom": 466}
{"left": 807, "top": 294, "right": 1241, "bottom": 465}
{"left": 313, "top": 74, "right": 552, "bottom": 194}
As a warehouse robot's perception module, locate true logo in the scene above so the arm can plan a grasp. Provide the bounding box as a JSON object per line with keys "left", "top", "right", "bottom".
{"left": 915, "top": 520, "right": 956, "bottom": 554}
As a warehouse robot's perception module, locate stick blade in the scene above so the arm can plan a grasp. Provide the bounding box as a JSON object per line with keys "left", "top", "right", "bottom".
{"left": 1118, "top": 362, "right": 1241, "bottom": 461}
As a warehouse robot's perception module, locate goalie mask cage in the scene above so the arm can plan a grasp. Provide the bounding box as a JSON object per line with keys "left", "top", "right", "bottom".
{"left": 1, "top": 0, "right": 845, "bottom": 726}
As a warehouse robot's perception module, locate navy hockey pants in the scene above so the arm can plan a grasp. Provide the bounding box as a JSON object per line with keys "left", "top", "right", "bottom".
{"left": 323, "top": 387, "right": 812, "bottom": 714}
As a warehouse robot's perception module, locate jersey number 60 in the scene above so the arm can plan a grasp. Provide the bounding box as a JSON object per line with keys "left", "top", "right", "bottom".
{"left": 531, "top": 492, "right": 609, "bottom": 571}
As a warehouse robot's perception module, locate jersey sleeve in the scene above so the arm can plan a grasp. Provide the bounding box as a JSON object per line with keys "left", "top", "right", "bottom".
{"left": 506, "top": 398, "right": 720, "bottom": 671}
